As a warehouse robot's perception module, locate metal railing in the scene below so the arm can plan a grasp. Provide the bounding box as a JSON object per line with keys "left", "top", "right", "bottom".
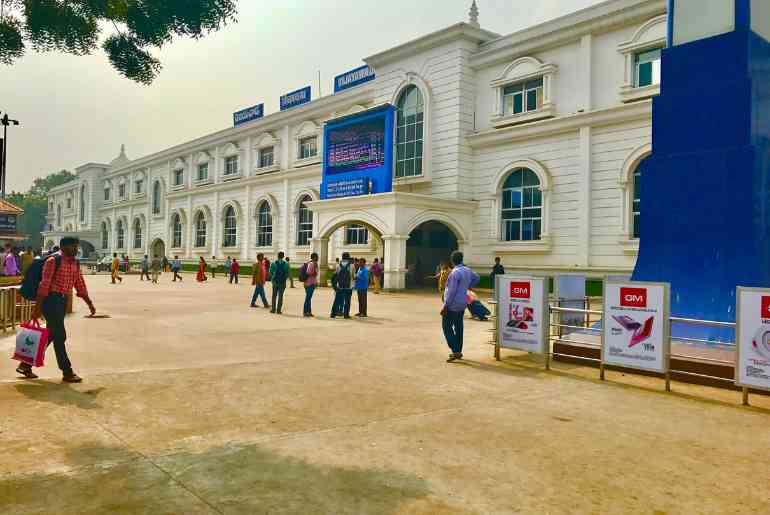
{"left": 0, "top": 286, "right": 35, "bottom": 332}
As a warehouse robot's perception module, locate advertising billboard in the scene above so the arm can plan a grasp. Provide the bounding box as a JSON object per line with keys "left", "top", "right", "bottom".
{"left": 602, "top": 281, "right": 670, "bottom": 373}
{"left": 735, "top": 287, "right": 770, "bottom": 392}
{"left": 496, "top": 276, "right": 549, "bottom": 354}
{"left": 233, "top": 104, "right": 264, "bottom": 127}
{"left": 321, "top": 104, "right": 395, "bottom": 200}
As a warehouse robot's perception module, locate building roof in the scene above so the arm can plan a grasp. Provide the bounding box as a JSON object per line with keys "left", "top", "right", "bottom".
{"left": 0, "top": 198, "right": 24, "bottom": 214}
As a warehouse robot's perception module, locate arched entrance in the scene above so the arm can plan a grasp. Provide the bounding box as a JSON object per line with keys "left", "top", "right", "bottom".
{"left": 151, "top": 239, "right": 166, "bottom": 259}
{"left": 312, "top": 217, "right": 387, "bottom": 287}
{"left": 79, "top": 240, "right": 96, "bottom": 259}
{"left": 406, "top": 221, "right": 458, "bottom": 289}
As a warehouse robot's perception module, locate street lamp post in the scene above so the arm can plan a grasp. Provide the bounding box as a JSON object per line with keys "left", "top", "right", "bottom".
{"left": 0, "top": 112, "right": 21, "bottom": 199}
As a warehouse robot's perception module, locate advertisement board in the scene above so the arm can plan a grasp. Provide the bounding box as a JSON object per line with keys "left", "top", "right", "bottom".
{"left": 233, "top": 104, "right": 264, "bottom": 127}
{"left": 280, "top": 86, "right": 311, "bottom": 111}
{"left": 735, "top": 287, "right": 770, "bottom": 392}
{"left": 602, "top": 281, "right": 670, "bottom": 373}
{"left": 334, "top": 65, "right": 375, "bottom": 93}
{"left": 496, "top": 275, "right": 548, "bottom": 354}
{"left": 0, "top": 213, "right": 17, "bottom": 235}
{"left": 320, "top": 104, "right": 395, "bottom": 200}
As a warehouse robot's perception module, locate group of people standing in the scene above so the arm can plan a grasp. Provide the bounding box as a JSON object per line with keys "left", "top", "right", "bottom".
{"left": 1, "top": 246, "right": 37, "bottom": 277}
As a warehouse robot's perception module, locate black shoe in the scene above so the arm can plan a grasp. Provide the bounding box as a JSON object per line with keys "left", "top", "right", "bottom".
{"left": 446, "top": 353, "right": 463, "bottom": 363}
{"left": 16, "top": 365, "right": 38, "bottom": 379}
{"left": 344, "top": 316, "right": 351, "bottom": 319}
{"left": 270, "top": 309, "right": 276, "bottom": 314}
{"left": 62, "top": 373, "right": 83, "bottom": 383}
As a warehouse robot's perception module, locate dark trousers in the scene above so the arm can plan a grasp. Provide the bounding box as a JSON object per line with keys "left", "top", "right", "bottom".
{"left": 140, "top": 270, "right": 150, "bottom": 281}
{"left": 357, "top": 289, "right": 368, "bottom": 316}
{"left": 333, "top": 289, "right": 352, "bottom": 317}
{"left": 172, "top": 270, "right": 182, "bottom": 281}
{"left": 304, "top": 285, "right": 316, "bottom": 315}
{"left": 229, "top": 272, "right": 238, "bottom": 284}
{"left": 271, "top": 284, "right": 286, "bottom": 313}
{"left": 42, "top": 293, "right": 72, "bottom": 373}
{"left": 442, "top": 310, "right": 465, "bottom": 354}
{"left": 251, "top": 284, "right": 268, "bottom": 307}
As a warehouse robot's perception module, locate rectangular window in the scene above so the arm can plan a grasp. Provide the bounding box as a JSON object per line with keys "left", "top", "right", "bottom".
{"left": 298, "top": 137, "right": 317, "bottom": 160}
{"left": 104, "top": 188, "right": 111, "bottom": 201}
{"left": 118, "top": 184, "right": 126, "bottom": 199}
{"left": 135, "top": 180, "right": 143, "bottom": 194}
{"left": 66, "top": 198, "right": 72, "bottom": 209}
{"left": 259, "top": 147, "right": 275, "bottom": 168}
{"left": 345, "top": 224, "right": 369, "bottom": 245}
{"left": 173, "top": 169, "right": 184, "bottom": 186}
{"left": 502, "top": 78, "right": 543, "bottom": 116}
{"left": 635, "top": 48, "right": 662, "bottom": 87}
{"left": 197, "top": 163, "right": 209, "bottom": 182}
{"left": 224, "top": 155, "right": 239, "bottom": 176}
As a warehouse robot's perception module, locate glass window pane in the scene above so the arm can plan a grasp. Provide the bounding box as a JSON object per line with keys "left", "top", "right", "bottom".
{"left": 502, "top": 190, "right": 512, "bottom": 209}
{"left": 522, "top": 170, "right": 540, "bottom": 187}
{"left": 525, "top": 78, "right": 544, "bottom": 89}
{"left": 406, "top": 124, "right": 415, "bottom": 142}
{"left": 533, "top": 189, "right": 542, "bottom": 207}
{"left": 415, "top": 158, "right": 422, "bottom": 175}
{"left": 523, "top": 188, "right": 533, "bottom": 208}
{"left": 406, "top": 143, "right": 415, "bottom": 159}
{"left": 523, "top": 208, "right": 541, "bottom": 219}
{"left": 526, "top": 89, "right": 538, "bottom": 111}
{"left": 510, "top": 190, "right": 521, "bottom": 209}
{"left": 513, "top": 94, "right": 523, "bottom": 114}
{"left": 522, "top": 220, "right": 533, "bottom": 241}
{"left": 637, "top": 62, "right": 653, "bottom": 87}
{"left": 405, "top": 160, "right": 415, "bottom": 177}
{"left": 416, "top": 141, "right": 423, "bottom": 158}
{"left": 396, "top": 161, "right": 405, "bottom": 178}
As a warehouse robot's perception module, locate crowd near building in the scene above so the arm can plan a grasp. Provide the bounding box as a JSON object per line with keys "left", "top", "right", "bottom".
{"left": 43, "top": 0, "right": 667, "bottom": 289}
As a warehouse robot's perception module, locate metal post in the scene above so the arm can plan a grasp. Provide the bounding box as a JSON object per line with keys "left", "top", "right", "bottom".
{"left": 742, "top": 387, "right": 749, "bottom": 406}
{"left": 600, "top": 362, "right": 605, "bottom": 380}
{"left": 494, "top": 299, "right": 501, "bottom": 361}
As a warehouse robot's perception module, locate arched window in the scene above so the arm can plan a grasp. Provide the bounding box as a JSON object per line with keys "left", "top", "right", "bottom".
{"left": 79, "top": 184, "right": 86, "bottom": 222}
{"left": 101, "top": 222, "right": 109, "bottom": 249}
{"left": 56, "top": 204, "right": 62, "bottom": 227}
{"left": 116, "top": 219, "right": 125, "bottom": 249}
{"left": 256, "top": 201, "right": 272, "bottom": 247}
{"left": 152, "top": 181, "right": 162, "bottom": 214}
{"left": 395, "top": 85, "right": 424, "bottom": 179}
{"left": 631, "top": 156, "right": 651, "bottom": 239}
{"left": 501, "top": 168, "right": 542, "bottom": 242}
{"left": 296, "top": 195, "right": 313, "bottom": 246}
{"left": 223, "top": 206, "right": 237, "bottom": 248}
{"left": 172, "top": 214, "right": 183, "bottom": 248}
{"left": 133, "top": 219, "right": 143, "bottom": 249}
{"left": 195, "top": 212, "right": 207, "bottom": 248}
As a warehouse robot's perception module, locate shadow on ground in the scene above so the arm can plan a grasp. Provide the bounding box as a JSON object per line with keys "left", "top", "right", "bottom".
{"left": 13, "top": 383, "right": 105, "bottom": 410}
{"left": 0, "top": 442, "right": 461, "bottom": 515}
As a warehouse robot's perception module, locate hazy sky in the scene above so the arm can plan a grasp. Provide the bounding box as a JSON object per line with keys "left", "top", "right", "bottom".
{"left": 0, "top": 0, "right": 603, "bottom": 193}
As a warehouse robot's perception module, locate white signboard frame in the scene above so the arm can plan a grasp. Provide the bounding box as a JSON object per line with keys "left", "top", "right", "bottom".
{"left": 496, "top": 275, "right": 548, "bottom": 355}
{"left": 735, "top": 287, "right": 770, "bottom": 393}
{"left": 601, "top": 281, "right": 670, "bottom": 374}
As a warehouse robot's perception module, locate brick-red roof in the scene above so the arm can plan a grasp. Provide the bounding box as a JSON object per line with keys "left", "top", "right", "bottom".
{"left": 0, "top": 199, "right": 24, "bottom": 214}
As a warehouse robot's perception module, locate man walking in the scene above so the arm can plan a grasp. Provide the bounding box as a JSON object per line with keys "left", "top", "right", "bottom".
{"left": 111, "top": 253, "right": 123, "bottom": 284}
{"left": 150, "top": 254, "right": 162, "bottom": 284}
{"left": 225, "top": 256, "right": 232, "bottom": 280}
{"left": 269, "top": 252, "right": 290, "bottom": 314}
{"left": 442, "top": 251, "right": 479, "bottom": 362}
{"left": 172, "top": 255, "right": 183, "bottom": 282}
{"left": 16, "top": 237, "right": 96, "bottom": 382}
{"left": 229, "top": 258, "right": 240, "bottom": 284}
{"left": 301, "top": 253, "right": 319, "bottom": 317}
{"left": 355, "top": 257, "right": 369, "bottom": 318}
{"left": 331, "top": 252, "right": 353, "bottom": 319}
{"left": 140, "top": 254, "right": 151, "bottom": 281}
{"left": 250, "top": 253, "right": 270, "bottom": 308}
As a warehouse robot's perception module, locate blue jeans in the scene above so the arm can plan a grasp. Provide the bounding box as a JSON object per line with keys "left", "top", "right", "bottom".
{"left": 303, "top": 285, "right": 316, "bottom": 315}
{"left": 442, "top": 310, "right": 465, "bottom": 354}
{"left": 332, "top": 289, "right": 352, "bottom": 317}
{"left": 251, "top": 284, "right": 268, "bottom": 307}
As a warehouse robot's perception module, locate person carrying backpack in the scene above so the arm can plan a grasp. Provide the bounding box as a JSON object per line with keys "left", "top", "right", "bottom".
{"left": 269, "top": 252, "right": 290, "bottom": 314}
{"left": 16, "top": 237, "right": 96, "bottom": 382}
{"left": 300, "top": 253, "right": 319, "bottom": 317}
{"left": 331, "top": 252, "right": 354, "bottom": 319}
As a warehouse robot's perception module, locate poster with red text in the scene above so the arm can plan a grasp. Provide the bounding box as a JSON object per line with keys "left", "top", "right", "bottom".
{"left": 496, "top": 276, "right": 548, "bottom": 354}
{"left": 736, "top": 288, "right": 770, "bottom": 392}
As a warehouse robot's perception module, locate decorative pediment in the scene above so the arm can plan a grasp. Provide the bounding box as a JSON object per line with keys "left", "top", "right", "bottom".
{"left": 222, "top": 142, "right": 240, "bottom": 157}
{"left": 253, "top": 132, "right": 279, "bottom": 148}
{"left": 618, "top": 15, "right": 667, "bottom": 53}
{"left": 196, "top": 151, "right": 211, "bottom": 165}
{"left": 491, "top": 57, "right": 558, "bottom": 88}
{"left": 295, "top": 120, "right": 319, "bottom": 138}
{"left": 172, "top": 157, "right": 186, "bottom": 170}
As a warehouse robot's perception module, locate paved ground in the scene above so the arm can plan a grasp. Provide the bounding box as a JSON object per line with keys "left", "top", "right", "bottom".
{"left": 1, "top": 273, "right": 769, "bottom": 515}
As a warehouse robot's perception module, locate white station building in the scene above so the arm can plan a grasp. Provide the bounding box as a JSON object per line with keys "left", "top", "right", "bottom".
{"left": 43, "top": 0, "right": 667, "bottom": 289}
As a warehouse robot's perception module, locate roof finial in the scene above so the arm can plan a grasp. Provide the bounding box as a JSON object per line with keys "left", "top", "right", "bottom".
{"left": 119, "top": 144, "right": 126, "bottom": 157}
{"left": 468, "top": 0, "right": 480, "bottom": 28}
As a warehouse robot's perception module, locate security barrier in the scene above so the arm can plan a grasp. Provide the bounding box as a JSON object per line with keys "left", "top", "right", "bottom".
{"left": 0, "top": 286, "right": 35, "bottom": 333}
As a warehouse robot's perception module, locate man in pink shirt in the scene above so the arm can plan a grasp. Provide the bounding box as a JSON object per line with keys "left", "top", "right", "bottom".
{"left": 302, "top": 252, "right": 319, "bottom": 317}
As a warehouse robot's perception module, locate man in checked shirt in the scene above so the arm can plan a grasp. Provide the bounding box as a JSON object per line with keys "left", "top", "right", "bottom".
{"left": 16, "top": 237, "right": 96, "bottom": 382}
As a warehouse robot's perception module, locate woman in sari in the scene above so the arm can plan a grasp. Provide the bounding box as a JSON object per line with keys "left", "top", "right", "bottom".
{"left": 196, "top": 256, "right": 208, "bottom": 282}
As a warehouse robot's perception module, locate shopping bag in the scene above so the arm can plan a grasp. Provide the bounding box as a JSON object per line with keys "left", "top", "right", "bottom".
{"left": 12, "top": 320, "right": 49, "bottom": 367}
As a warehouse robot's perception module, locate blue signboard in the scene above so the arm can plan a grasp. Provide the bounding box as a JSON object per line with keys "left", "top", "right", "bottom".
{"left": 334, "top": 65, "right": 376, "bottom": 94}
{"left": 233, "top": 104, "right": 264, "bottom": 127}
{"left": 280, "top": 86, "right": 311, "bottom": 111}
{"left": 321, "top": 104, "right": 396, "bottom": 200}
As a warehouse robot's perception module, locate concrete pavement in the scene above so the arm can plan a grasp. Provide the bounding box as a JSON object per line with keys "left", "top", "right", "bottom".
{"left": 1, "top": 273, "right": 768, "bottom": 514}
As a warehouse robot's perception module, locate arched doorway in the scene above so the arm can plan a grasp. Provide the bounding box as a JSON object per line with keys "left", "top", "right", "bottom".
{"left": 79, "top": 240, "right": 96, "bottom": 259}
{"left": 406, "top": 221, "right": 458, "bottom": 289}
{"left": 151, "top": 239, "right": 166, "bottom": 259}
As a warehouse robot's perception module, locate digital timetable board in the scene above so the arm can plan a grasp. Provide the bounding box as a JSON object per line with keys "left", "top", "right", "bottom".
{"left": 321, "top": 104, "right": 395, "bottom": 200}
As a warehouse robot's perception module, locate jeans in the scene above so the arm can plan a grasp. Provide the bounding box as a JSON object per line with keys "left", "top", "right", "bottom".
{"left": 229, "top": 272, "right": 238, "bottom": 284}
{"left": 442, "top": 310, "right": 465, "bottom": 354}
{"left": 271, "top": 284, "right": 286, "bottom": 312}
{"left": 172, "top": 269, "right": 182, "bottom": 281}
{"left": 251, "top": 284, "right": 268, "bottom": 306}
{"left": 42, "top": 293, "right": 72, "bottom": 373}
{"left": 332, "top": 289, "right": 352, "bottom": 317}
{"left": 303, "top": 285, "right": 316, "bottom": 315}
{"left": 356, "top": 289, "right": 368, "bottom": 316}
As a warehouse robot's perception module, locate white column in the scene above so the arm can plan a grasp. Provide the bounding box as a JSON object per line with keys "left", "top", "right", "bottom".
{"left": 580, "top": 34, "right": 593, "bottom": 112}
{"left": 242, "top": 185, "right": 251, "bottom": 258}
{"left": 282, "top": 178, "right": 290, "bottom": 254}
{"left": 311, "top": 237, "right": 329, "bottom": 285}
{"left": 186, "top": 196, "right": 193, "bottom": 258}
{"left": 382, "top": 234, "right": 408, "bottom": 290}
{"left": 578, "top": 126, "right": 592, "bottom": 268}
{"left": 212, "top": 191, "right": 220, "bottom": 258}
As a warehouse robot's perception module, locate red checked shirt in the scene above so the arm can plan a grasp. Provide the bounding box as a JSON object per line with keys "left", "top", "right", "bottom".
{"left": 37, "top": 253, "right": 90, "bottom": 301}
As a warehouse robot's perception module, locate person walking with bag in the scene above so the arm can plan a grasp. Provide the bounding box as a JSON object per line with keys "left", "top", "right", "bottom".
{"left": 355, "top": 258, "right": 369, "bottom": 318}
{"left": 441, "top": 251, "right": 479, "bottom": 363}
{"left": 331, "top": 252, "right": 353, "bottom": 319}
{"left": 230, "top": 258, "right": 240, "bottom": 284}
{"left": 370, "top": 258, "right": 383, "bottom": 294}
{"left": 16, "top": 237, "right": 96, "bottom": 382}
{"left": 269, "top": 252, "right": 290, "bottom": 314}
{"left": 250, "top": 254, "right": 270, "bottom": 308}
{"left": 300, "top": 253, "right": 319, "bottom": 317}
{"left": 150, "top": 255, "right": 162, "bottom": 284}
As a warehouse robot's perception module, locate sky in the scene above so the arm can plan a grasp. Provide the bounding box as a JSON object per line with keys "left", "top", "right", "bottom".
{"left": 0, "top": 0, "right": 604, "bottom": 193}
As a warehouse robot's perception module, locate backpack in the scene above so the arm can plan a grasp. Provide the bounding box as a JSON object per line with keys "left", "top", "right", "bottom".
{"left": 20, "top": 254, "right": 65, "bottom": 301}
{"left": 272, "top": 260, "right": 288, "bottom": 284}
{"left": 298, "top": 262, "right": 309, "bottom": 282}
{"left": 336, "top": 262, "right": 352, "bottom": 289}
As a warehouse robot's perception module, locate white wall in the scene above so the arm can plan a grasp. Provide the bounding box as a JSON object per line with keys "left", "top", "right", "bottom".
{"left": 752, "top": 0, "right": 770, "bottom": 43}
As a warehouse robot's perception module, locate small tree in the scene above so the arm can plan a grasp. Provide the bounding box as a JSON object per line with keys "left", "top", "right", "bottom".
{"left": 0, "top": 0, "right": 237, "bottom": 84}
{"left": 29, "top": 168, "right": 75, "bottom": 197}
